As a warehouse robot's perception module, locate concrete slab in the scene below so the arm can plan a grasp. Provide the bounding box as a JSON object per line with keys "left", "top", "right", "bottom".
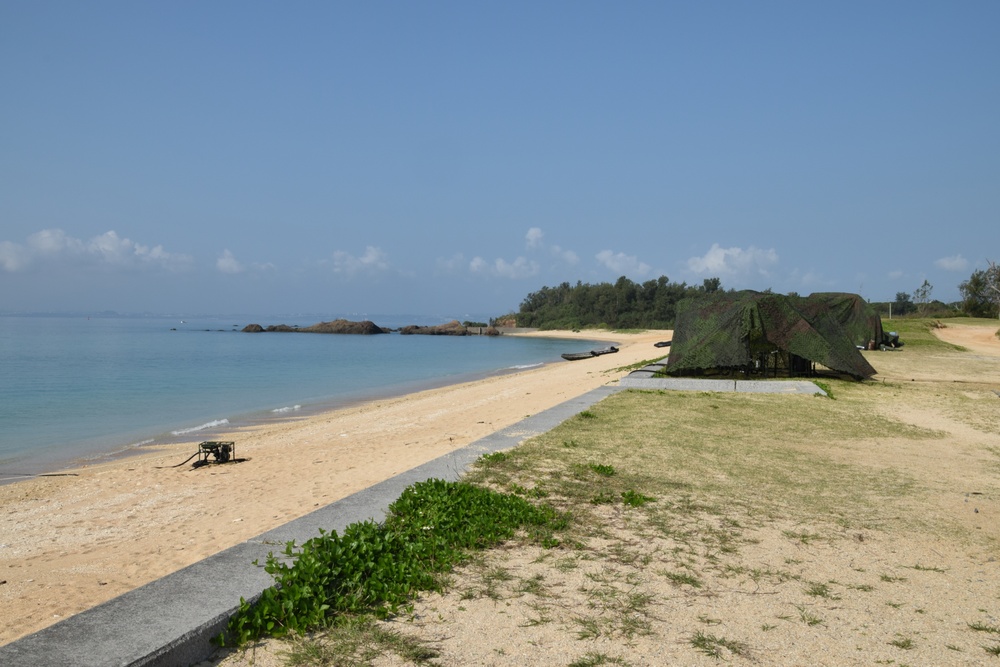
{"left": 618, "top": 376, "right": 825, "bottom": 396}
{"left": 0, "top": 386, "right": 621, "bottom": 667}
{"left": 736, "top": 380, "right": 825, "bottom": 395}
{"left": 619, "top": 377, "right": 739, "bottom": 391}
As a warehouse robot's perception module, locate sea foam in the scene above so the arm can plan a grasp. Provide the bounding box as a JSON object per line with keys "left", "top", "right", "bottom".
{"left": 171, "top": 419, "right": 230, "bottom": 436}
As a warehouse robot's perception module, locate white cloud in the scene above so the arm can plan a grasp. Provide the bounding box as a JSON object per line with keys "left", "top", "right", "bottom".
{"left": 551, "top": 245, "right": 579, "bottom": 265}
{"left": 934, "top": 254, "right": 969, "bottom": 272}
{"left": 436, "top": 253, "right": 467, "bottom": 273}
{"left": 0, "top": 241, "right": 30, "bottom": 271}
{"left": 596, "top": 249, "right": 651, "bottom": 276}
{"left": 797, "top": 270, "right": 822, "bottom": 286}
{"left": 1, "top": 228, "right": 192, "bottom": 272}
{"left": 686, "top": 244, "right": 778, "bottom": 276}
{"left": 28, "top": 229, "right": 84, "bottom": 256}
{"left": 469, "top": 255, "right": 540, "bottom": 279}
{"left": 888, "top": 269, "right": 904, "bottom": 280}
{"left": 217, "top": 249, "right": 244, "bottom": 274}
{"left": 331, "top": 246, "right": 389, "bottom": 275}
{"left": 526, "top": 227, "right": 544, "bottom": 249}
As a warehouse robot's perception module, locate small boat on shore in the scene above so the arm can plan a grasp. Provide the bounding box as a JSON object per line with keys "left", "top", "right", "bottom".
{"left": 654, "top": 340, "right": 672, "bottom": 348}
{"left": 561, "top": 345, "right": 619, "bottom": 361}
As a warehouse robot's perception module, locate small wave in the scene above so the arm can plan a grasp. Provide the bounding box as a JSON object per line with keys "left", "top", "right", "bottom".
{"left": 272, "top": 405, "right": 302, "bottom": 414}
{"left": 171, "top": 419, "right": 230, "bottom": 436}
{"left": 76, "top": 438, "right": 156, "bottom": 463}
{"left": 509, "top": 363, "right": 543, "bottom": 370}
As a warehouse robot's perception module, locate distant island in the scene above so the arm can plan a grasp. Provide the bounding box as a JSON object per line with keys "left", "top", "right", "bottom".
{"left": 241, "top": 319, "right": 497, "bottom": 336}
{"left": 242, "top": 319, "right": 387, "bottom": 334}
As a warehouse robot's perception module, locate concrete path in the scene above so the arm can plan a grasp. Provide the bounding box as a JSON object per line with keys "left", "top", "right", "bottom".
{"left": 618, "top": 360, "right": 826, "bottom": 395}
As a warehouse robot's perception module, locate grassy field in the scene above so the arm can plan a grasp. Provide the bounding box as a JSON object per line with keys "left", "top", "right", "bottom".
{"left": 221, "top": 320, "right": 1000, "bottom": 666}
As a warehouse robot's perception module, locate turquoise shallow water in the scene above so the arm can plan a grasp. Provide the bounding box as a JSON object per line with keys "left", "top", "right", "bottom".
{"left": 0, "top": 316, "right": 595, "bottom": 478}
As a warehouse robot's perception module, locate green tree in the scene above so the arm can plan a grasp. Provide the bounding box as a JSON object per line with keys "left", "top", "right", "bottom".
{"left": 514, "top": 275, "right": 717, "bottom": 329}
{"left": 893, "top": 291, "right": 915, "bottom": 316}
{"left": 960, "top": 261, "right": 1000, "bottom": 319}
{"left": 913, "top": 280, "right": 933, "bottom": 315}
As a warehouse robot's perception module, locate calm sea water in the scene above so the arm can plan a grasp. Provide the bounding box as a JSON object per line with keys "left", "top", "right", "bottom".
{"left": 0, "top": 316, "right": 595, "bottom": 479}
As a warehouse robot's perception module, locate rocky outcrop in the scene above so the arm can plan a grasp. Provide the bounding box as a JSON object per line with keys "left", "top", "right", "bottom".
{"left": 300, "top": 319, "right": 387, "bottom": 334}
{"left": 242, "top": 319, "right": 387, "bottom": 334}
{"left": 398, "top": 320, "right": 469, "bottom": 336}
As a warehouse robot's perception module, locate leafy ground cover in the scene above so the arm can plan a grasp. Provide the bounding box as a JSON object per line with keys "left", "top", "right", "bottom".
{"left": 219, "top": 480, "right": 565, "bottom": 646}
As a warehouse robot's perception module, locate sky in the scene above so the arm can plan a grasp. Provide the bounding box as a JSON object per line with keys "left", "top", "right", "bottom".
{"left": 2, "top": 2, "right": 998, "bottom": 319}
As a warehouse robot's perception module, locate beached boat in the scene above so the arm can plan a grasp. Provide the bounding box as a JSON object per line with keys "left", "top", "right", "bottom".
{"left": 561, "top": 345, "right": 619, "bottom": 361}
{"left": 561, "top": 351, "right": 596, "bottom": 361}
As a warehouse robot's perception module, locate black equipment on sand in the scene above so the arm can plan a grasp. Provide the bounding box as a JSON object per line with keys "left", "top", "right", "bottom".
{"left": 194, "top": 441, "right": 235, "bottom": 467}
{"left": 159, "top": 441, "right": 244, "bottom": 469}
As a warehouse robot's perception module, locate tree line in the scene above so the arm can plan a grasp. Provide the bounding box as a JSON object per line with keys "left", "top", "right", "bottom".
{"left": 507, "top": 260, "right": 1000, "bottom": 330}
{"left": 511, "top": 276, "right": 723, "bottom": 329}
{"left": 873, "top": 261, "right": 1000, "bottom": 320}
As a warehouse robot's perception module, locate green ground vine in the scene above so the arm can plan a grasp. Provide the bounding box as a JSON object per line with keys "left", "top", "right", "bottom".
{"left": 218, "top": 478, "right": 564, "bottom": 646}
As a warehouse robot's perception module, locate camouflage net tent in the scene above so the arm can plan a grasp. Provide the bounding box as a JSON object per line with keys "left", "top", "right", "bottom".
{"left": 665, "top": 291, "right": 878, "bottom": 380}
{"left": 793, "top": 292, "right": 885, "bottom": 349}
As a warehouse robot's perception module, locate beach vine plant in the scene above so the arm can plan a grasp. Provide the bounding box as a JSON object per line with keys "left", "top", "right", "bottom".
{"left": 217, "top": 478, "right": 564, "bottom": 646}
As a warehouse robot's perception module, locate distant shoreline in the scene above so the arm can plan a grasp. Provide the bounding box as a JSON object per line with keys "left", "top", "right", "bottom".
{"left": 0, "top": 317, "right": 571, "bottom": 482}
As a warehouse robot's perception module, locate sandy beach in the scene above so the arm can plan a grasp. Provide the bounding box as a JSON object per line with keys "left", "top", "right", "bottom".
{"left": 0, "top": 329, "right": 667, "bottom": 646}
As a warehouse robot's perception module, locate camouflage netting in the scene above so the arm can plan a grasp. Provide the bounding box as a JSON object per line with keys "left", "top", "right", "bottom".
{"left": 793, "top": 292, "right": 885, "bottom": 348}
{"left": 665, "top": 291, "right": 878, "bottom": 380}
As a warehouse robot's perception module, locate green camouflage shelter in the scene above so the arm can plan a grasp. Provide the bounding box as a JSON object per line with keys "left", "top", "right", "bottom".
{"left": 793, "top": 292, "right": 885, "bottom": 349}
{"left": 665, "top": 291, "right": 878, "bottom": 380}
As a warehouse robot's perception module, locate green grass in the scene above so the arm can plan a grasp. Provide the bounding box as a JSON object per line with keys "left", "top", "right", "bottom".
{"left": 880, "top": 318, "right": 967, "bottom": 350}
{"left": 466, "top": 390, "right": 925, "bottom": 534}
{"left": 969, "top": 621, "right": 1000, "bottom": 634}
{"left": 568, "top": 653, "right": 632, "bottom": 667}
{"left": 279, "top": 616, "right": 438, "bottom": 666}
{"left": 662, "top": 571, "right": 703, "bottom": 588}
{"left": 805, "top": 582, "right": 840, "bottom": 600}
{"left": 690, "top": 630, "right": 751, "bottom": 659}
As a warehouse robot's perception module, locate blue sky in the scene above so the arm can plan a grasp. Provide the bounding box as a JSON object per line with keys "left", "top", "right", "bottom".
{"left": 2, "top": 2, "right": 998, "bottom": 319}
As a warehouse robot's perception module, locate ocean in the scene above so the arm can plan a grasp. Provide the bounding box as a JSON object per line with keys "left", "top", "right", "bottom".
{"left": 0, "top": 315, "right": 597, "bottom": 480}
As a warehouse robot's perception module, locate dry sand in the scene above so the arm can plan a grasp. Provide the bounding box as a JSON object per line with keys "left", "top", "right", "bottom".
{"left": 210, "top": 321, "right": 1000, "bottom": 667}
{"left": 0, "top": 330, "right": 666, "bottom": 646}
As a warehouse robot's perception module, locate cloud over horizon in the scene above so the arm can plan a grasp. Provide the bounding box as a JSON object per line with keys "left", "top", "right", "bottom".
{"left": 596, "top": 249, "right": 651, "bottom": 277}
{"left": 0, "top": 229, "right": 192, "bottom": 273}
{"left": 469, "top": 256, "right": 540, "bottom": 279}
{"left": 934, "top": 254, "right": 969, "bottom": 272}
{"left": 687, "top": 244, "right": 778, "bottom": 277}
{"left": 329, "top": 246, "right": 389, "bottom": 276}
